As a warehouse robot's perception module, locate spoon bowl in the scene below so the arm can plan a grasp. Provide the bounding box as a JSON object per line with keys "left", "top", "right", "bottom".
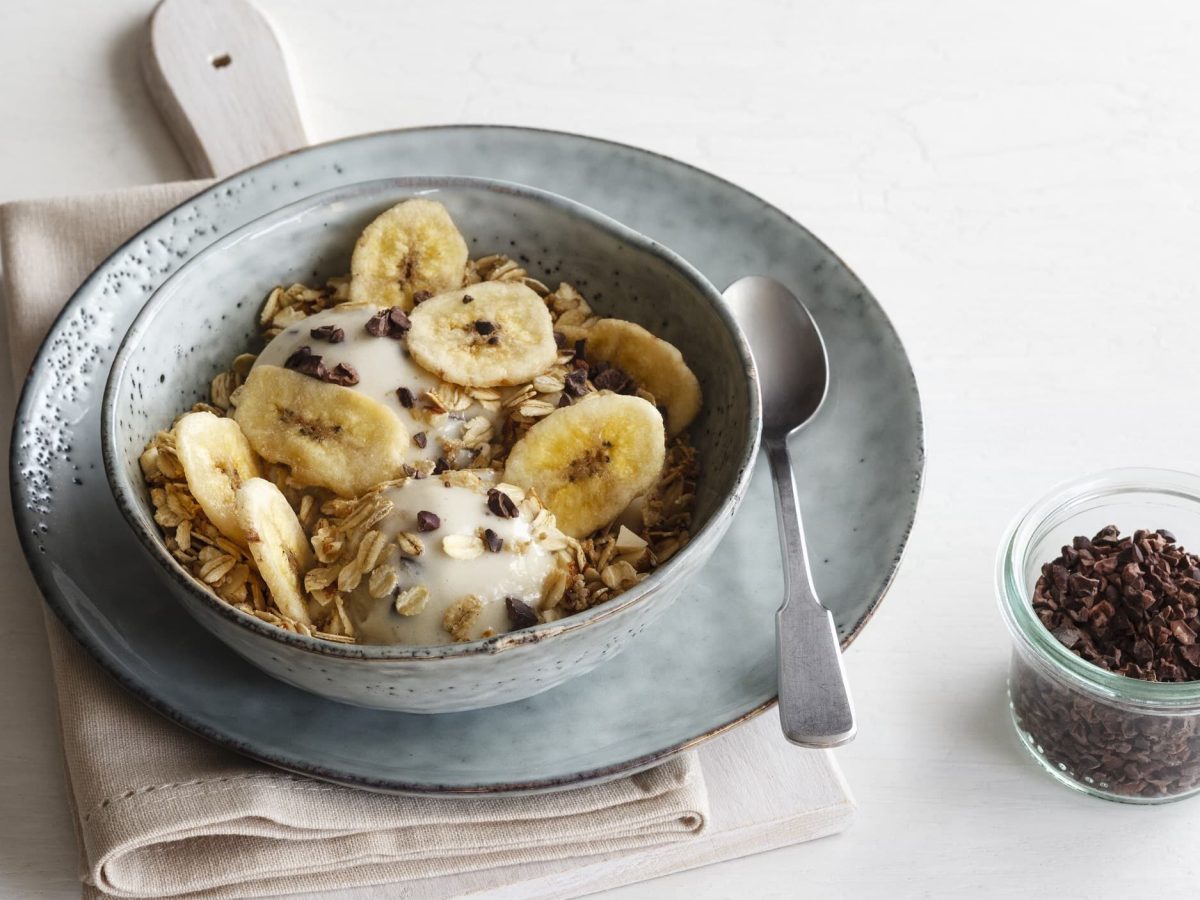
{"left": 724, "top": 276, "right": 829, "bottom": 439}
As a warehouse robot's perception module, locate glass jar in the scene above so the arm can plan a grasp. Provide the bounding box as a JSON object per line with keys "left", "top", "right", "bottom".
{"left": 997, "top": 467, "right": 1200, "bottom": 804}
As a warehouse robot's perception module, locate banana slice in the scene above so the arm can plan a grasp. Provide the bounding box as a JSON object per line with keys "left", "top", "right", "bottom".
{"left": 582, "top": 318, "right": 702, "bottom": 437}
{"left": 173, "top": 411, "right": 261, "bottom": 545}
{"left": 407, "top": 282, "right": 557, "bottom": 387}
{"left": 503, "top": 393, "right": 666, "bottom": 537}
{"left": 348, "top": 199, "right": 469, "bottom": 310}
{"left": 235, "top": 477, "right": 313, "bottom": 624}
{"left": 233, "top": 365, "right": 409, "bottom": 497}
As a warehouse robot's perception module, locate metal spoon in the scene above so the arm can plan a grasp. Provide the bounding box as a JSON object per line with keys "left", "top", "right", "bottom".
{"left": 723, "top": 275, "right": 856, "bottom": 749}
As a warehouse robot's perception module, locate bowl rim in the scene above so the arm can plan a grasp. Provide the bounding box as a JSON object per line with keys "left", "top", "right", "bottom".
{"left": 102, "top": 174, "right": 763, "bottom": 661}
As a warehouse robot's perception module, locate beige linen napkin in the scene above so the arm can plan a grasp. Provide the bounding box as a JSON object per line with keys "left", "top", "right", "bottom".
{"left": 1, "top": 182, "right": 709, "bottom": 900}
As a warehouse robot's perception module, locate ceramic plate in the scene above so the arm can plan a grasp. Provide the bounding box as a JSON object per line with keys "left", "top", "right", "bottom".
{"left": 11, "top": 127, "right": 923, "bottom": 794}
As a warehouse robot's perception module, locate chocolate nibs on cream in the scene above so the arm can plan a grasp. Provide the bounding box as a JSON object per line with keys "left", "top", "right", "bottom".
{"left": 487, "top": 488, "right": 519, "bottom": 518}
{"left": 365, "top": 306, "right": 411, "bottom": 338}
{"left": 310, "top": 324, "right": 345, "bottom": 343}
{"left": 284, "top": 345, "right": 325, "bottom": 378}
{"left": 283, "top": 346, "right": 359, "bottom": 387}
{"left": 325, "top": 362, "right": 359, "bottom": 387}
{"left": 506, "top": 597, "right": 539, "bottom": 630}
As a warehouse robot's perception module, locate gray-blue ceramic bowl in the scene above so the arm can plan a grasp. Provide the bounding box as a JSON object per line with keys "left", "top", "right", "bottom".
{"left": 103, "top": 176, "right": 760, "bottom": 713}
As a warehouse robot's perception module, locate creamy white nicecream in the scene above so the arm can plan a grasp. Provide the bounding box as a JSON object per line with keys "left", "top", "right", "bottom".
{"left": 342, "top": 476, "right": 565, "bottom": 644}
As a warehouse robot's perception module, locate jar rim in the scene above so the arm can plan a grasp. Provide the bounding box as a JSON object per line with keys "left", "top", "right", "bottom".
{"left": 996, "top": 466, "right": 1200, "bottom": 708}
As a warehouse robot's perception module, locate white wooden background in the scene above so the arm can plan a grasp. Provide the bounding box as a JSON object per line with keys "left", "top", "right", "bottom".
{"left": 5, "top": 0, "right": 1200, "bottom": 896}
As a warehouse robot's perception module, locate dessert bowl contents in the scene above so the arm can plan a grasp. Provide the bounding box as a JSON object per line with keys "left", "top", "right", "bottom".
{"left": 138, "top": 198, "right": 702, "bottom": 647}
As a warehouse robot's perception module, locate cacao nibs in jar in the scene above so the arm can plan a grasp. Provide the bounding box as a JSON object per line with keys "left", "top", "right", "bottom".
{"left": 1010, "top": 655, "right": 1200, "bottom": 800}
{"left": 1012, "top": 525, "right": 1200, "bottom": 800}
{"left": 1033, "top": 525, "right": 1200, "bottom": 682}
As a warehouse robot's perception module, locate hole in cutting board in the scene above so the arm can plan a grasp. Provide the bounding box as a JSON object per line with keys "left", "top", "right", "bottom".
{"left": 210, "top": 53, "right": 232, "bottom": 69}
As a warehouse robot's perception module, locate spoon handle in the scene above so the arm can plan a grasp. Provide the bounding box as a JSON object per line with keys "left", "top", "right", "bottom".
{"left": 766, "top": 437, "right": 857, "bottom": 748}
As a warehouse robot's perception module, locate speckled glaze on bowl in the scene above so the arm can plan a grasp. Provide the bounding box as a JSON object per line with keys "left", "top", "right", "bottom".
{"left": 103, "top": 176, "right": 761, "bottom": 713}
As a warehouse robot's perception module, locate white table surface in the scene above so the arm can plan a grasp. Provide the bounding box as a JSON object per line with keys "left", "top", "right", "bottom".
{"left": 5, "top": 1, "right": 1200, "bottom": 897}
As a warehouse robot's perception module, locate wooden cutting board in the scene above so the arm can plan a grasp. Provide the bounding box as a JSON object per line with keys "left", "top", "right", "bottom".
{"left": 141, "top": 2, "right": 854, "bottom": 895}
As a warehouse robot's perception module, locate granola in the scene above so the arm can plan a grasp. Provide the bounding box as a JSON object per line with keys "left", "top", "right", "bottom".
{"left": 142, "top": 198, "right": 702, "bottom": 645}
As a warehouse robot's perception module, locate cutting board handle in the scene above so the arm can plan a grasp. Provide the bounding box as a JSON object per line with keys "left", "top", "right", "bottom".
{"left": 143, "top": 0, "right": 308, "bottom": 178}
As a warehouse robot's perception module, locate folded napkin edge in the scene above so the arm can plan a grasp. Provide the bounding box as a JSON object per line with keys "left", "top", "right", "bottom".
{"left": 0, "top": 178, "right": 212, "bottom": 217}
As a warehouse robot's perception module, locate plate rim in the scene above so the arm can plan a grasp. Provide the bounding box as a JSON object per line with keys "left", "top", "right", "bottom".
{"left": 10, "top": 124, "right": 925, "bottom": 794}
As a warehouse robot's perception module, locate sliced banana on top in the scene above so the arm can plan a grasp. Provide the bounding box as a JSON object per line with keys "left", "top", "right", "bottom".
{"left": 233, "top": 365, "right": 409, "bottom": 497}
{"left": 348, "top": 199, "right": 469, "bottom": 310}
{"left": 235, "top": 477, "right": 313, "bottom": 624}
{"left": 407, "top": 282, "right": 558, "bottom": 388}
{"left": 173, "top": 410, "right": 261, "bottom": 545}
{"left": 503, "top": 393, "right": 666, "bottom": 538}
{"left": 582, "top": 318, "right": 702, "bottom": 437}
